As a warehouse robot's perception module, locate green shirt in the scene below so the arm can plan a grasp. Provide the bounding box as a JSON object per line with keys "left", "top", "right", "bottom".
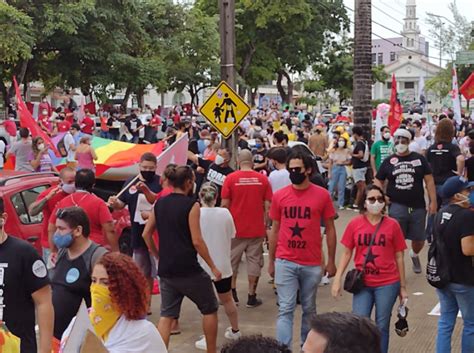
{"left": 371, "top": 140, "right": 393, "bottom": 171}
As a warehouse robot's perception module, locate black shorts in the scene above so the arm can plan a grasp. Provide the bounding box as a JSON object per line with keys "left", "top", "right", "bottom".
{"left": 213, "top": 276, "right": 232, "bottom": 294}
{"left": 160, "top": 271, "right": 218, "bottom": 318}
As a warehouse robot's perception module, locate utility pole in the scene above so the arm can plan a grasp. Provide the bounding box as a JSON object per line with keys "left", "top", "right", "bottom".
{"left": 219, "top": 0, "right": 238, "bottom": 168}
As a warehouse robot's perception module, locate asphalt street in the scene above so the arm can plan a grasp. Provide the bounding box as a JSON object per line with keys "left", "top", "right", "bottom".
{"left": 148, "top": 208, "right": 462, "bottom": 353}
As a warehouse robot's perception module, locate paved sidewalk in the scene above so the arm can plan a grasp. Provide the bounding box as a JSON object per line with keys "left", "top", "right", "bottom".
{"left": 149, "top": 209, "right": 462, "bottom": 352}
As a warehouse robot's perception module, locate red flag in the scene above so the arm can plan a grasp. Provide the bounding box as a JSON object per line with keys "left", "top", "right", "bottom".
{"left": 460, "top": 72, "right": 474, "bottom": 101}
{"left": 388, "top": 74, "right": 403, "bottom": 135}
{"left": 13, "top": 77, "right": 61, "bottom": 157}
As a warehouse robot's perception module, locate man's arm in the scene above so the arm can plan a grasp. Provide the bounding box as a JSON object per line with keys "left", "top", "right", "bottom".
{"left": 373, "top": 177, "right": 385, "bottom": 189}
{"left": 188, "top": 203, "right": 221, "bottom": 280}
{"left": 32, "top": 285, "right": 54, "bottom": 353}
{"left": 461, "top": 235, "right": 474, "bottom": 256}
{"left": 370, "top": 155, "right": 377, "bottom": 176}
{"left": 102, "top": 222, "right": 119, "bottom": 252}
{"left": 48, "top": 222, "right": 57, "bottom": 253}
{"left": 268, "top": 220, "right": 280, "bottom": 278}
{"left": 221, "top": 198, "right": 230, "bottom": 209}
{"left": 324, "top": 217, "right": 337, "bottom": 277}
{"left": 264, "top": 200, "right": 271, "bottom": 225}
{"left": 143, "top": 210, "right": 159, "bottom": 259}
{"left": 424, "top": 174, "right": 437, "bottom": 214}
{"left": 29, "top": 186, "right": 61, "bottom": 216}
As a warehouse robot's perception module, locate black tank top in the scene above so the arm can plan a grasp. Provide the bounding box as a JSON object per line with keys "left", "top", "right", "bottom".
{"left": 155, "top": 193, "right": 203, "bottom": 277}
{"left": 50, "top": 243, "right": 100, "bottom": 339}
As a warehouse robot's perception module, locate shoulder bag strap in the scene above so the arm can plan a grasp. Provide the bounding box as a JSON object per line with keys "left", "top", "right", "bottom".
{"left": 361, "top": 216, "right": 385, "bottom": 271}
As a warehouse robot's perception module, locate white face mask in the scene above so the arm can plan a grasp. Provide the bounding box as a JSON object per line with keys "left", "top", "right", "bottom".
{"left": 383, "top": 132, "right": 391, "bottom": 140}
{"left": 38, "top": 143, "right": 45, "bottom": 150}
{"left": 203, "top": 139, "right": 211, "bottom": 147}
{"left": 366, "top": 200, "right": 385, "bottom": 215}
{"left": 61, "top": 183, "right": 76, "bottom": 194}
{"left": 395, "top": 143, "right": 409, "bottom": 154}
{"left": 42, "top": 110, "right": 48, "bottom": 116}
{"left": 338, "top": 140, "right": 345, "bottom": 148}
{"left": 215, "top": 155, "right": 225, "bottom": 166}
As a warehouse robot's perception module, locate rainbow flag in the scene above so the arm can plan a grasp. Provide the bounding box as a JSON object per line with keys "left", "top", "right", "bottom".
{"left": 51, "top": 134, "right": 164, "bottom": 177}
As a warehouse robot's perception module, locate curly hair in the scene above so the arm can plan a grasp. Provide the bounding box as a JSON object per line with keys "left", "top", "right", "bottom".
{"left": 96, "top": 253, "right": 149, "bottom": 320}
{"left": 435, "top": 118, "right": 455, "bottom": 144}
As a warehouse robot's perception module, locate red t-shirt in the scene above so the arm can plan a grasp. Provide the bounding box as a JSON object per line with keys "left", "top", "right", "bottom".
{"left": 155, "top": 187, "right": 172, "bottom": 201}
{"left": 270, "top": 184, "right": 335, "bottom": 266}
{"left": 49, "top": 192, "right": 113, "bottom": 246}
{"left": 39, "top": 116, "right": 52, "bottom": 131}
{"left": 81, "top": 116, "right": 95, "bottom": 134}
{"left": 341, "top": 215, "right": 407, "bottom": 287}
{"left": 150, "top": 116, "right": 161, "bottom": 130}
{"left": 57, "top": 120, "right": 71, "bottom": 133}
{"left": 221, "top": 170, "right": 272, "bottom": 238}
{"left": 37, "top": 187, "right": 69, "bottom": 248}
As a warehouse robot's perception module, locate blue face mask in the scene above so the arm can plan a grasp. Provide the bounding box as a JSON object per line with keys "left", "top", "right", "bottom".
{"left": 255, "top": 143, "right": 262, "bottom": 149}
{"left": 53, "top": 232, "right": 73, "bottom": 248}
{"left": 469, "top": 191, "right": 474, "bottom": 207}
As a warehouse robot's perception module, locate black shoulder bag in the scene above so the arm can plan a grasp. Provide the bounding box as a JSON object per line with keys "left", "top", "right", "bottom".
{"left": 344, "top": 217, "right": 384, "bottom": 294}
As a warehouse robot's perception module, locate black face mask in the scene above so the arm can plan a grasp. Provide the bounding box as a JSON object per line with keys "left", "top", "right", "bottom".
{"left": 140, "top": 170, "right": 155, "bottom": 182}
{"left": 289, "top": 170, "right": 306, "bottom": 185}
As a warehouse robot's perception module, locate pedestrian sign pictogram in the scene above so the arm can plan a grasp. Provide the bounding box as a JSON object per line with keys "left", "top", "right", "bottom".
{"left": 200, "top": 81, "right": 250, "bottom": 139}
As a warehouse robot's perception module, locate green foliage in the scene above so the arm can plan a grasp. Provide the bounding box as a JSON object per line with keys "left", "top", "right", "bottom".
{"left": 0, "top": 2, "right": 34, "bottom": 64}
{"left": 425, "top": 62, "right": 472, "bottom": 99}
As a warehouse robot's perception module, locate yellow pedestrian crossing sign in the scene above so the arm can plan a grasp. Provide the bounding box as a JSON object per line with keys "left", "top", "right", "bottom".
{"left": 200, "top": 81, "right": 250, "bottom": 139}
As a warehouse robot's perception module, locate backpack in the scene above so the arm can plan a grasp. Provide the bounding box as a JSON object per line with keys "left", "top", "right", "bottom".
{"left": 57, "top": 135, "right": 68, "bottom": 157}
{"left": 361, "top": 140, "right": 370, "bottom": 163}
{"left": 426, "top": 209, "right": 460, "bottom": 289}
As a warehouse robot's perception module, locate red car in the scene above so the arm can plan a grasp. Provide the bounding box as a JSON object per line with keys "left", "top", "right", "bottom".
{"left": 0, "top": 171, "right": 131, "bottom": 254}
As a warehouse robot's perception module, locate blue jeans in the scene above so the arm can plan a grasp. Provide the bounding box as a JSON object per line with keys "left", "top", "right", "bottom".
{"left": 436, "top": 283, "right": 474, "bottom": 353}
{"left": 275, "top": 258, "right": 322, "bottom": 348}
{"left": 352, "top": 281, "right": 400, "bottom": 353}
{"left": 328, "top": 165, "right": 347, "bottom": 208}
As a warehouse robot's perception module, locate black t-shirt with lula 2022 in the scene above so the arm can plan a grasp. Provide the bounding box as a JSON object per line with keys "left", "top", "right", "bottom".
{"left": 0, "top": 236, "right": 50, "bottom": 353}
{"left": 435, "top": 204, "right": 474, "bottom": 286}
{"left": 376, "top": 152, "right": 432, "bottom": 209}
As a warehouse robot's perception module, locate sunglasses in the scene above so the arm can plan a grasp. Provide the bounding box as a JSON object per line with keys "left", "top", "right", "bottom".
{"left": 366, "top": 196, "right": 385, "bottom": 204}
{"left": 56, "top": 208, "right": 69, "bottom": 218}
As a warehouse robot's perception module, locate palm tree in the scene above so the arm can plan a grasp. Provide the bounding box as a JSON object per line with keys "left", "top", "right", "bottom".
{"left": 353, "top": 0, "right": 372, "bottom": 139}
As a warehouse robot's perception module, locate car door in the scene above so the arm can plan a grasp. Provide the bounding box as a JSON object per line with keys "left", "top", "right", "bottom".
{"left": 10, "top": 184, "right": 50, "bottom": 253}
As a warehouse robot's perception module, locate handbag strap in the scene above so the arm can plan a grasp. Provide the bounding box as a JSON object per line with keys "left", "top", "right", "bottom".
{"left": 361, "top": 216, "right": 385, "bottom": 271}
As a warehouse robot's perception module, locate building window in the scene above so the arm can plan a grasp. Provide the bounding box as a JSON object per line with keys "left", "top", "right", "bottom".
{"left": 405, "top": 81, "right": 415, "bottom": 89}
{"left": 372, "top": 53, "right": 377, "bottom": 65}
{"left": 390, "top": 52, "right": 396, "bottom": 62}
{"left": 377, "top": 53, "right": 383, "bottom": 65}
{"left": 387, "top": 82, "right": 392, "bottom": 89}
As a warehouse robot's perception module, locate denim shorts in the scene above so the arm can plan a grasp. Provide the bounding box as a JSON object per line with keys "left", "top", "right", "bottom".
{"left": 389, "top": 202, "right": 427, "bottom": 241}
{"left": 353, "top": 167, "right": 367, "bottom": 183}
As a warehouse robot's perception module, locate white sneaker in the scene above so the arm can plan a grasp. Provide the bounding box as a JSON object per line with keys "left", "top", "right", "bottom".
{"left": 225, "top": 327, "right": 242, "bottom": 340}
{"left": 195, "top": 336, "right": 207, "bottom": 351}
{"left": 319, "top": 274, "right": 330, "bottom": 286}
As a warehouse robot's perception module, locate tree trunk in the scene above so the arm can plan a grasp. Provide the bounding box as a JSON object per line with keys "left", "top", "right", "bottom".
{"left": 136, "top": 88, "right": 145, "bottom": 109}
{"left": 8, "top": 60, "right": 29, "bottom": 99}
{"left": 277, "top": 70, "right": 293, "bottom": 105}
{"left": 121, "top": 85, "right": 132, "bottom": 112}
{"left": 238, "top": 85, "right": 247, "bottom": 101}
{"left": 250, "top": 87, "right": 258, "bottom": 106}
{"left": 188, "top": 85, "right": 196, "bottom": 106}
{"left": 353, "top": 0, "right": 372, "bottom": 139}
{"left": 0, "top": 79, "right": 8, "bottom": 115}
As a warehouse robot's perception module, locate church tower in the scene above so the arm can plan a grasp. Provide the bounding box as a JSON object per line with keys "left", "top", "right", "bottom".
{"left": 401, "top": 0, "right": 421, "bottom": 52}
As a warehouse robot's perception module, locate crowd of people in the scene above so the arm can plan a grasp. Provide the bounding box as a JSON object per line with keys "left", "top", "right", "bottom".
{"left": 1, "top": 99, "right": 474, "bottom": 353}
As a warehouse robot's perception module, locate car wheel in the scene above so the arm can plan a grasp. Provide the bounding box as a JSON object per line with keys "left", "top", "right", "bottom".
{"left": 119, "top": 228, "right": 133, "bottom": 257}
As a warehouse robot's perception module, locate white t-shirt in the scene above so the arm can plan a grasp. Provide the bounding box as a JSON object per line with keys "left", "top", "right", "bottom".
{"left": 269, "top": 169, "right": 291, "bottom": 193}
{"left": 409, "top": 135, "right": 428, "bottom": 154}
{"left": 63, "top": 132, "right": 76, "bottom": 162}
{"left": 198, "top": 207, "right": 236, "bottom": 279}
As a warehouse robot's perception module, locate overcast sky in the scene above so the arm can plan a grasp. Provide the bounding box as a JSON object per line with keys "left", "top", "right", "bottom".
{"left": 344, "top": 0, "right": 473, "bottom": 66}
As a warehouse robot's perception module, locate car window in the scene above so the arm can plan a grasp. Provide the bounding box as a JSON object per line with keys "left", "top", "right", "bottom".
{"left": 11, "top": 185, "right": 49, "bottom": 224}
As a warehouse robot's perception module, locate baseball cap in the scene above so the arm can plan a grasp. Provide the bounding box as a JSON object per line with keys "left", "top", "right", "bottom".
{"left": 440, "top": 176, "right": 474, "bottom": 199}
{"left": 393, "top": 128, "right": 412, "bottom": 140}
